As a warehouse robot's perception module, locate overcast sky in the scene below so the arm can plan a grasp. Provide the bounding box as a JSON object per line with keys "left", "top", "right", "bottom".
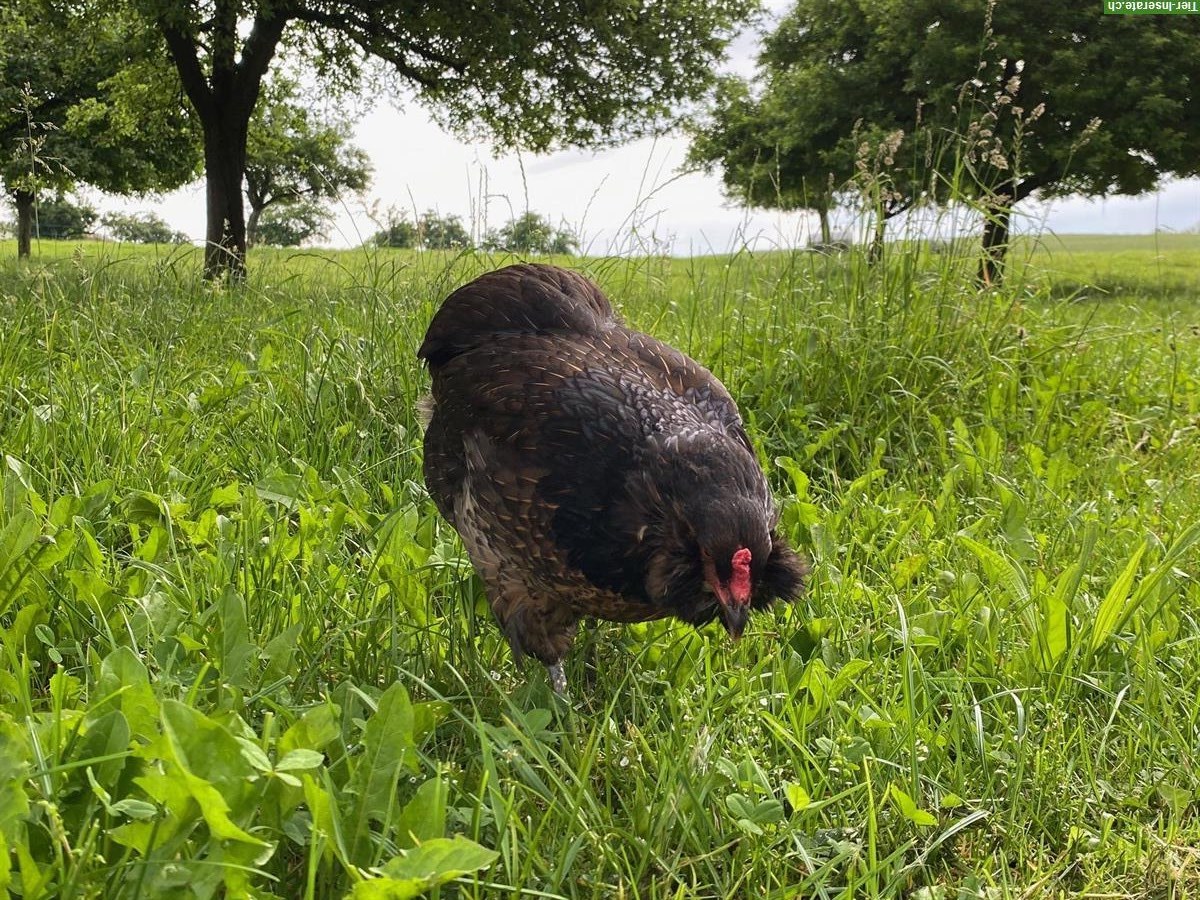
{"left": 92, "top": 8, "right": 1200, "bottom": 254}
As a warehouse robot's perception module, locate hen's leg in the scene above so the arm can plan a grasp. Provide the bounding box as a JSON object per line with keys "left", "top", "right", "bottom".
{"left": 547, "top": 662, "right": 567, "bottom": 695}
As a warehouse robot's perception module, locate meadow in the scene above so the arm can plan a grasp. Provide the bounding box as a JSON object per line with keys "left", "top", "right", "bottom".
{"left": 0, "top": 232, "right": 1198, "bottom": 898}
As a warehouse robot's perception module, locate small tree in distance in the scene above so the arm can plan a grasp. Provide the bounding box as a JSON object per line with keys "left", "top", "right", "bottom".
{"left": 253, "top": 199, "right": 330, "bottom": 246}
{"left": 484, "top": 212, "right": 579, "bottom": 255}
{"left": 368, "top": 208, "right": 472, "bottom": 250}
{"left": 101, "top": 210, "right": 191, "bottom": 244}
{"left": 368, "top": 207, "right": 419, "bottom": 248}
{"left": 244, "top": 77, "right": 371, "bottom": 247}
{"left": 419, "top": 210, "right": 471, "bottom": 250}
{"left": 10, "top": 195, "right": 98, "bottom": 240}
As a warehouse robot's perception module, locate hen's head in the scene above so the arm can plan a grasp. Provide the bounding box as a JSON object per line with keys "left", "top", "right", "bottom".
{"left": 638, "top": 437, "right": 808, "bottom": 637}
{"left": 692, "top": 499, "right": 773, "bottom": 639}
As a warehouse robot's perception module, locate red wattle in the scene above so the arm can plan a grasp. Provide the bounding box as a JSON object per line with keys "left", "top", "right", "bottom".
{"left": 730, "top": 547, "right": 752, "bottom": 604}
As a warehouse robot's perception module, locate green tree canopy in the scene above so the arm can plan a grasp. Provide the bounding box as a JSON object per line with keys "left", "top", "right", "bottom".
{"left": 694, "top": 0, "right": 1200, "bottom": 281}
{"left": 8, "top": 194, "right": 98, "bottom": 240}
{"left": 244, "top": 76, "right": 371, "bottom": 247}
{"left": 1, "top": 1, "right": 199, "bottom": 257}
{"left": 418, "top": 210, "right": 471, "bottom": 250}
{"left": 368, "top": 209, "right": 473, "bottom": 250}
{"left": 484, "top": 212, "right": 578, "bottom": 255}
{"left": 101, "top": 210, "right": 191, "bottom": 244}
{"left": 253, "top": 199, "right": 330, "bottom": 246}
{"left": 368, "top": 207, "right": 419, "bottom": 248}
{"left": 118, "top": 0, "right": 755, "bottom": 277}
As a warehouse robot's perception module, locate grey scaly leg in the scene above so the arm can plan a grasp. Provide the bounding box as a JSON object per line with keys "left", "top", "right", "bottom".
{"left": 547, "top": 662, "right": 567, "bottom": 695}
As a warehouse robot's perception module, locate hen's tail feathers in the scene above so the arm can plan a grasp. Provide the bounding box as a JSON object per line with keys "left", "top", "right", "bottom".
{"left": 418, "top": 263, "right": 618, "bottom": 369}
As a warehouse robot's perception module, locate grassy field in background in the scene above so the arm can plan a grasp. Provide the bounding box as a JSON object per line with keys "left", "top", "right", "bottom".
{"left": 0, "top": 232, "right": 1198, "bottom": 899}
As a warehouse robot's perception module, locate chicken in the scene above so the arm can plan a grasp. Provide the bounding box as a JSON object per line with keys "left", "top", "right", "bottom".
{"left": 419, "top": 263, "right": 807, "bottom": 693}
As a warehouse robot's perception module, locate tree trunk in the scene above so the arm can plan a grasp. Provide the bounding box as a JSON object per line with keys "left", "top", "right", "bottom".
{"left": 14, "top": 190, "right": 33, "bottom": 259}
{"left": 202, "top": 114, "right": 251, "bottom": 279}
{"left": 978, "top": 187, "right": 1013, "bottom": 287}
{"left": 977, "top": 176, "right": 1046, "bottom": 287}
{"left": 246, "top": 202, "right": 263, "bottom": 248}
{"left": 158, "top": 8, "right": 285, "bottom": 280}
{"left": 867, "top": 214, "right": 886, "bottom": 264}
{"left": 818, "top": 206, "right": 831, "bottom": 244}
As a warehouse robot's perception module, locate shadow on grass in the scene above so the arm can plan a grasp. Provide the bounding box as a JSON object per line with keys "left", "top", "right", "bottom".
{"left": 1044, "top": 274, "right": 1200, "bottom": 303}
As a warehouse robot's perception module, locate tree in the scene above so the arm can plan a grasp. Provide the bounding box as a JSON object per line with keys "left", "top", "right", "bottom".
{"left": 120, "top": 0, "right": 754, "bottom": 278}
{"left": 369, "top": 207, "right": 419, "bottom": 248}
{"left": 368, "top": 208, "right": 473, "bottom": 250}
{"left": 13, "top": 195, "right": 98, "bottom": 239}
{"left": 695, "top": 0, "right": 1200, "bottom": 282}
{"left": 253, "top": 199, "right": 330, "bottom": 246}
{"left": 691, "top": 3, "right": 933, "bottom": 248}
{"left": 101, "top": 210, "right": 191, "bottom": 243}
{"left": 484, "top": 212, "right": 578, "bottom": 255}
{"left": 244, "top": 77, "right": 370, "bottom": 246}
{"left": 1, "top": 2, "right": 199, "bottom": 258}
{"left": 418, "top": 210, "right": 471, "bottom": 250}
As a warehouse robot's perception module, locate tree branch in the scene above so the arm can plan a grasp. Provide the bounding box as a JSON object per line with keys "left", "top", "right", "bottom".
{"left": 159, "top": 19, "right": 213, "bottom": 120}
{"left": 286, "top": 5, "right": 461, "bottom": 87}
{"left": 238, "top": 12, "right": 288, "bottom": 101}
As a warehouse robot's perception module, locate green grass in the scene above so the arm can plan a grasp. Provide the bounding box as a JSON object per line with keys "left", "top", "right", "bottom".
{"left": 1, "top": 234, "right": 1198, "bottom": 898}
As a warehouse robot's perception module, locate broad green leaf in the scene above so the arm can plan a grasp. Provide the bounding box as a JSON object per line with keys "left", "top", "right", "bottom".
{"left": 280, "top": 701, "right": 341, "bottom": 757}
{"left": 0, "top": 508, "right": 39, "bottom": 616}
{"left": 237, "top": 737, "right": 273, "bottom": 772}
{"left": 256, "top": 473, "right": 306, "bottom": 510}
{"left": 91, "top": 647, "right": 159, "bottom": 739}
{"left": 277, "top": 749, "right": 325, "bottom": 772}
{"left": 16, "top": 840, "right": 51, "bottom": 899}
{"left": 109, "top": 798, "right": 158, "bottom": 820}
{"left": 73, "top": 710, "right": 131, "bottom": 788}
{"left": 888, "top": 783, "right": 936, "bottom": 827}
{"left": 0, "top": 713, "right": 30, "bottom": 836}
{"left": 114, "top": 770, "right": 193, "bottom": 852}
{"left": 784, "top": 782, "right": 811, "bottom": 813}
{"left": 1089, "top": 541, "right": 1147, "bottom": 652}
{"left": 262, "top": 623, "right": 304, "bottom": 684}
{"left": 724, "top": 793, "right": 783, "bottom": 835}
{"left": 346, "top": 683, "right": 416, "bottom": 863}
{"left": 0, "top": 830, "right": 10, "bottom": 892}
{"left": 159, "top": 701, "right": 267, "bottom": 845}
{"left": 940, "top": 792, "right": 965, "bottom": 809}
{"left": 210, "top": 482, "right": 242, "bottom": 507}
{"left": 395, "top": 775, "right": 447, "bottom": 850}
{"left": 412, "top": 701, "right": 450, "bottom": 744}
{"left": 0, "top": 508, "right": 38, "bottom": 567}
{"left": 349, "top": 837, "right": 498, "bottom": 899}
{"left": 217, "top": 586, "right": 254, "bottom": 686}
{"left": 303, "top": 773, "right": 347, "bottom": 866}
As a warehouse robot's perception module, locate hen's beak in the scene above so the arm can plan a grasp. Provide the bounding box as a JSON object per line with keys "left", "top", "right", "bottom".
{"left": 719, "top": 600, "right": 749, "bottom": 641}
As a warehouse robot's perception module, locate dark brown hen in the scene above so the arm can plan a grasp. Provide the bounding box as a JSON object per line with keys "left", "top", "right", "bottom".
{"left": 419, "top": 263, "right": 806, "bottom": 693}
